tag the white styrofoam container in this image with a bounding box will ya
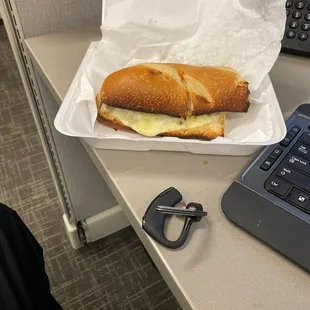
[55,42,286,156]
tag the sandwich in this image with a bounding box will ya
[96,63,250,140]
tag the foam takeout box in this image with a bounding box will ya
[55,42,286,156]
[55,0,287,156]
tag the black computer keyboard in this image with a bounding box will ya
[282,0,310,56]
[222,104,310,271]
[262,126,310,214]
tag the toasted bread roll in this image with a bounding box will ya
[96,63,249,140]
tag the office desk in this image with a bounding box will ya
[25,26,310,310]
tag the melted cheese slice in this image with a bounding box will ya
[101,104,223,137]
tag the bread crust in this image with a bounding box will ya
[175,65,250,115]
[99,64,188,117]
[98,63,250,117]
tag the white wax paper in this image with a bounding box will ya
[56,0,287,144]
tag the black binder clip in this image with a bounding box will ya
[142,187,207,249]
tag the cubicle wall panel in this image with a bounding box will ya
[35,73,118,221]
[11,0,101,38]
[1,0,72,218]
[3,0,118,225]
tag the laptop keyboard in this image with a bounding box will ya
[263,127,310,214]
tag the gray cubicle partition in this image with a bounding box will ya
[12,0,102,38]
[0,0,126,248]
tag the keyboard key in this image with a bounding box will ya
[284,153,310,175]
[286,30,296,39]
[269,146,283,160]
[260,157,275,171]
[280,134,295,146]
[293,11,302,19]
[305,13,310,21]
[302,23,310,31]
[296,2,305,9]
[286,0,293,8]
[299,32,308,40]
[292,142,310,159]
[275,164,310,192]
[288,188,310,212]
[265,176,292,198]
[289,125,301,136]
[290,21,299,29]
[299,132,310,145]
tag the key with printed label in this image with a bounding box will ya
[269,147,284,160]
[265,176,292,198]
[289,125,301,136]
[292,142,310,160]
[275,164,310,192]
[287,188,310,213]
[283,153,310,175]
[260,158,275,171]
[280,134,295,147]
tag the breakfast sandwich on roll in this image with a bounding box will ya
[96,63,250,140]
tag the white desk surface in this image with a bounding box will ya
[25,26,310,310]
